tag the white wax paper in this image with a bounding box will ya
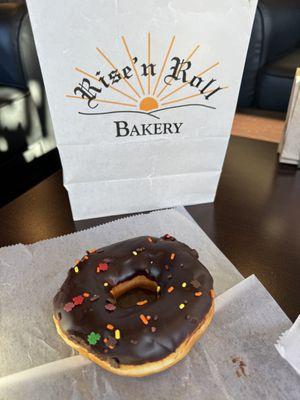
[1,276,299,400]
[0,208,242,378]
[275,315,300,376]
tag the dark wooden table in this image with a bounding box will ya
[0,136,299,321]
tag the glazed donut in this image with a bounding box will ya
[53,235,214,377]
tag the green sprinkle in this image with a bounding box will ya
[87,332,101,345]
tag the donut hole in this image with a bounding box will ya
[110,275,158,309]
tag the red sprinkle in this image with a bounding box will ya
[97,263,109,272]
[63,302,75,312]
[73,295,84,305]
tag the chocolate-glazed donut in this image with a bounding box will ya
[53,235,214,377]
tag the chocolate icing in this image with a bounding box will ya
[53,235,213,366]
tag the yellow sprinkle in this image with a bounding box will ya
[103,282,109,287]
[74,266,79,273]
[156,286,161,293]
[132,251,138,256]
[179,303,185,310]
[115,329,121,340]
[182,282,187,288]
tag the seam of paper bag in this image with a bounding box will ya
[56,135,230,147]
[63,169,222,186]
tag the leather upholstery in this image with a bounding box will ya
[238,0,300,111]
[0,2,55,171]
[257,48,300,111]
[0,3,27,88]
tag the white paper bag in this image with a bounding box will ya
[26,0,258,219]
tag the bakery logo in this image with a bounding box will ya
[66,34,228,137]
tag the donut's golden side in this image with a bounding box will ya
[53,299,214,377]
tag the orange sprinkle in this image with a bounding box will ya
[75,259,80,265]
[147,237,153,243]
[83,292,90,298]
[106,324,114,330]
[88,248,96,254]
[170,253,176,260]
[137,300,148,306]
[103,338,108,344]
[140,314,149,325]
[168,286,174,293]
[146,315,151,321]
[195,291,202,297]
[83,256,89,260]
[210,289,215,298]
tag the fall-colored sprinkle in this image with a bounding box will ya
[83,256,89,260]
[179,303,185,310]
[87,332,100,345]
[105,303,116,311]
[170,253,176,260]
[137,300,148,306]
[140,314,149,325]
[210,289,215,298]
[182,282,187,288]
[156,286,161,293]
[115,329,121,340]
[168,286,174,293]
[75,259,80,265]
[73,295,84,305]
[195,291,202,297]
[132,251,138,256]
[74,266,79,273]
[147,237,153,242]
[146,315,151,321]
[83,292,90,298]
[63,302,75,312]
[88,248,96,254]
[103,282,109,287]
[103,338,108,344]
[107,324,114,330]
[97,262,109,272]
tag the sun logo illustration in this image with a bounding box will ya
[66,33,228,118]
